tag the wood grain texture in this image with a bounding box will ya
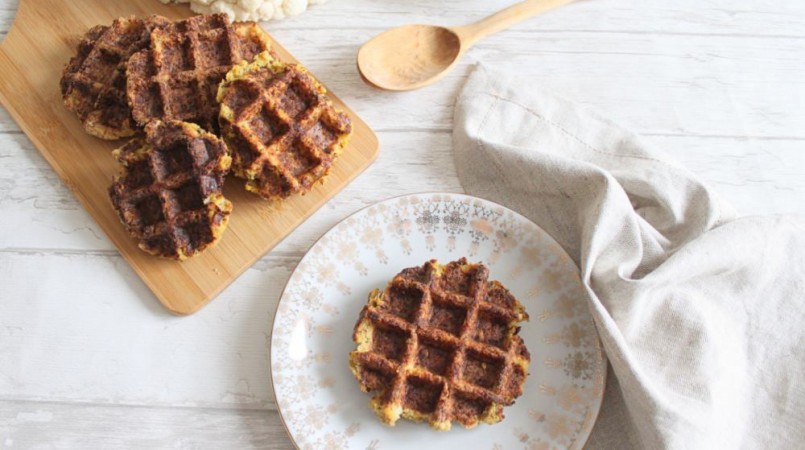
[0,0,378,315]
[0,400,288,449]
[2,0,805,448]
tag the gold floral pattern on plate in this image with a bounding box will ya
[271,193,606,449]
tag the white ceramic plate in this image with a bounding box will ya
[271,193,606,449]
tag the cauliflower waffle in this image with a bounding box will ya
[217,51,352,201]
[160,0,329,22]
[59,12,350,258]
[126,13,276,133]
[108,120,233,260]
[350,258,531,431]
[60,15,170,139]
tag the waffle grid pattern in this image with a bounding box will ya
[127,14,273,133]
[109,120,232,260]
[218,54,352,200]
[350,259,530,430]
[60,16,169,139]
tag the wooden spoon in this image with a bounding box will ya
[357,0,576,91]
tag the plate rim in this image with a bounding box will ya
[269,191,607,450]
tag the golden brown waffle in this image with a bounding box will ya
[126,13,276,133]
[60,15,170,140]
[350,258,531,431]
[217,52,352,201]
[108,120,232,260]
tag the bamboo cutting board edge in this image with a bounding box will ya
[0,0,380,315]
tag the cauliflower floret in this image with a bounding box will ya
[189,3,213,14]
[160,0,328,21]
[256,3,276,20]
[241,0,262,12]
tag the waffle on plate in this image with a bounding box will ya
[108,120,232,260]
[350,258,531,430]
[217,51,352,201]
[126,13,276,133]
[60,15,170,139]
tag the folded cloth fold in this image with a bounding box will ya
[453,64,804,449]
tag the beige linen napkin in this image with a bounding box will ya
[453,64,804,449]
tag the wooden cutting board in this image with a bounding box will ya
[0,0,379,314]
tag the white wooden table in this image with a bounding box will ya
[2,0,804,447]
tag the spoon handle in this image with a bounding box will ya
[454,0,576,46]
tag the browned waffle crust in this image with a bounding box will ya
[108,120,232,260]
[217,52,352,201]
[60,15,170,140]
[350,258,531,431]
[126,13,276,133]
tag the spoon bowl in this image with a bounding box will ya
[357,0,575,91]
[357,25,463,91]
